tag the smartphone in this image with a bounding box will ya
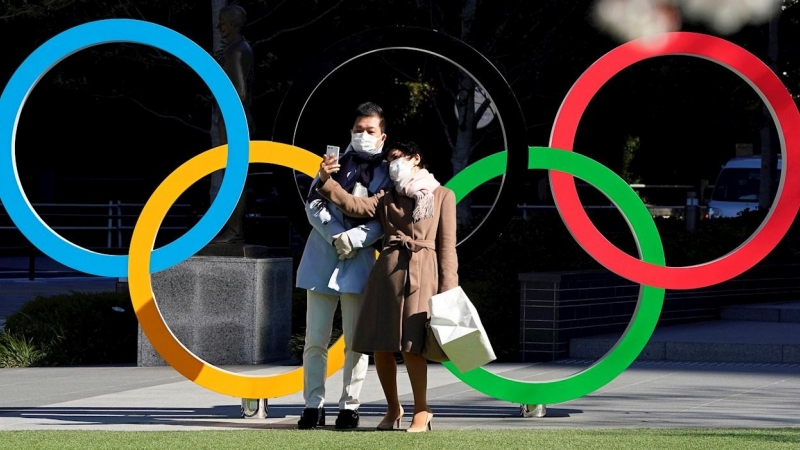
[326,145,340,161]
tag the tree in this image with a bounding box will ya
[759,12,779,212]
[452,0,480,229]
[419,0,597,228]
[0,0,350,205]
[0,0,348,142]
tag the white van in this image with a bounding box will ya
[707,155,782,219]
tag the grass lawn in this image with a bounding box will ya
[1,428,799,449]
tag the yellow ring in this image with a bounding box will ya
[128,140,345,398]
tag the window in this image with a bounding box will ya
[711,168,780,202]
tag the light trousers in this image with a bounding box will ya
[303,290,369,410]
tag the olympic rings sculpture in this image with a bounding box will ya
[2,18,798,406]
[271,26,529,266]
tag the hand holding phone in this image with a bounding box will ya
[319,145,341,182]
[326,145,340,161]
[325,145,340,173]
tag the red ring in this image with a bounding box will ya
[550,32,800,289]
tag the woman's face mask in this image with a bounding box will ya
[351,132,382,154]
[389,157,415,182]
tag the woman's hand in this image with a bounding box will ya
[318,153,341,183]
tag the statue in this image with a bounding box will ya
[204,4,256,254]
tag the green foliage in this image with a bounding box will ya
[4,291,138,366]
[394,68,435,125]
[621,135,647,205]
[0,331,46,368]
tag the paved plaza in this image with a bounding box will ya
[1,267,799,431]
[1,360,799,430]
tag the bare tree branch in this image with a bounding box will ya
[90,44,189,70]
[526,119,554,133]
[455,72,476,130]
[469,131,490,154]
[461,0,477,41]
[46,0,78,13]
[254,87,278,100]
[525,2,583,63]
[430,91,455,151]
[0,10,30,20]
[484,0,517,55]
[376,53,419,81]
[130,1,147,20]
[128,98,209,134]
[251,0,345,48]
[95,94,209,135]
[429,0,444,30]
[246,0,289,28]
[473,96,492,130]
[115,1,134,19]
[436,66,458,102]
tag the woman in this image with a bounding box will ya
[315,140,458,433]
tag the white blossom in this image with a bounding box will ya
[594,0,782,42]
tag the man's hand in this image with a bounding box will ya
[318,154,341,183]
[338,249,357,260]
[333,232,356,260]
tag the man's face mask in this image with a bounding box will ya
[351,132,382,154]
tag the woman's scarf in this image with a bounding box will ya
[395,168,440,222]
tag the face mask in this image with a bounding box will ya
[351,132,381,154]
[389,157,415,182]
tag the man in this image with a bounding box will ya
[295,102,392,429]
[209,4,255,246]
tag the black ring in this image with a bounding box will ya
[271,25,527,266]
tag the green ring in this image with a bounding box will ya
[443,146,666,405]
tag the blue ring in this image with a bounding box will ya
[0,19,249,277]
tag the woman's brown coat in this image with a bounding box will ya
[317,177,459,354]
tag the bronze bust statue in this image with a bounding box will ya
[207,4,255,249]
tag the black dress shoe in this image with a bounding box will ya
[334,409,359,429]
[297,407,325,429]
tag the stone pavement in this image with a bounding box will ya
[0,360,799,430]
[2,271,800,430]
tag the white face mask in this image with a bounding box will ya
[389,157,415,182]
[351,132,382,154]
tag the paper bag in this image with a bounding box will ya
[428,286,496,373]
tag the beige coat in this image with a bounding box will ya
[317,177,459,354]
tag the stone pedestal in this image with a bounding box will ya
[137,255,293,367]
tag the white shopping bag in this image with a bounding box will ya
[428,286,496,373]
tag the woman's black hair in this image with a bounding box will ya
[383,140,427,169]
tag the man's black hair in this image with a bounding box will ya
[354,102,386,134]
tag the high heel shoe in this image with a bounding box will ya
[376,406,404,431]
[406,411,433,433]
